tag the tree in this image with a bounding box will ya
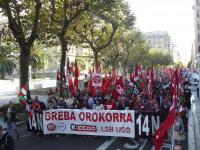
[74,0,135,71]
[0,45,16,79]
[75,54,91,72]
[119,30,149,75]
[100,29,149,75]
[0,0,42,88]
[30,42,50,78]
[147,48,173,67]
[45,0,91,96]
[174,61,184,68]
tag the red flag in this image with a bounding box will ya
[105,76,111,94]
[129,73,133,81]
[87,77,92,93]
[111,67,117,80]
[147,67,154,100]
[67,75,76,96]
[112,77,125,99]
[87,71,95,97]
[134,64,139,77]
[74,61,79,90]
[66,57,72,74]
[152,109,176,150]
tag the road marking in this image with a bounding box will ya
[96,137,117,150]
[124,138,148,149]
[124,138,139,149]
[13,134,31,139]
[139,139,147,150]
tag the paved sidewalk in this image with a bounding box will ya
[0,117,5,128]
[0,79,55,106]
[188,87,200,150]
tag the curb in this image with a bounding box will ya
[17,121,26,126]
[188,111,196,150]
[193,109,200,150]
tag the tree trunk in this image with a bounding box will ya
[59,35,67,97]
[0,72,5,79]
[19,48,31,89]
[123,65,126,77]
[94,52,98,72]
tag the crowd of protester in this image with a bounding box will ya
[1,69,192,150]
[26,74,191,141]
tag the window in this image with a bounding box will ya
[198,24,200,29]
[197,12,200,18]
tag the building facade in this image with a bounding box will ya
[45,46,92,74]
[144,31,173,55]
[193,0,200,67]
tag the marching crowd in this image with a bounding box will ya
[0,70,191,150]
[42,76,191,126]
[31,74,191,146]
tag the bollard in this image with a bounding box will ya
[197,87,199,98]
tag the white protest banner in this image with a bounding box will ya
[43,109,135,138]
[92,73,102,87]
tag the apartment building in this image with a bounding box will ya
[144,31,173,55]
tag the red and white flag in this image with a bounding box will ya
[18,83,29,104]
[112,77,125,99]
[67,75,76,96]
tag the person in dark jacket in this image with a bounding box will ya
[117,97,130,110]
[0,125,14,150]
[183,86,191,109]
[160,97,170,122]
[5,101,19,138]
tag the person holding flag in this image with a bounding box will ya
[18,82,40,134]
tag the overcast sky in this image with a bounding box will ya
[127,0,194,63]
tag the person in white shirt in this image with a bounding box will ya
[65,93,74,108]
[94,99,104,110]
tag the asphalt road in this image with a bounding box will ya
[12,124,173,150]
